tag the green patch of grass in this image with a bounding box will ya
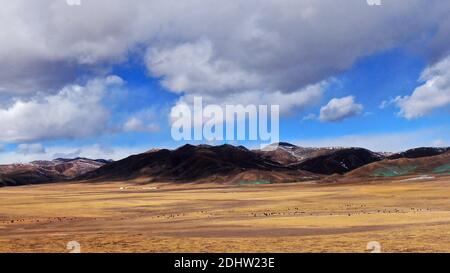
[239,180,272,185]
[433,164,450,174]
[372,165,417,177]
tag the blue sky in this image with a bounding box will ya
[0,0,449,163]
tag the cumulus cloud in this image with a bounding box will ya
[1,0,450,97]
[319,96,363,122]
[147,39,329,114]
[0,76,123,142]
[0,1,142,93]
[394,55,450,119]
[146,40,261,95]
[175,81,327,113]
[140,0,450,114]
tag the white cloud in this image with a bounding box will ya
[394,55,450,119]
[149,40,328,116]
[123,117,160,133]
[379,99,392,109]
[180,81,326,113]
[168,81,327,136]
[167,80,327,136]
[302,113,317,121]
[0,1,144,93]
[121,108,161,133]
[0,76,123,142]
[227,82,326,114]
[319,96,363,122]
[146,40,262,95]
[139,1,450,115]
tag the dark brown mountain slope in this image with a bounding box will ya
[293,148,384,175]
[388,147,450,160]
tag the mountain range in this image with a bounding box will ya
[1,143,449,187]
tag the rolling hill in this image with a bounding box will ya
[347,151,450,179]
[0,158,110,187]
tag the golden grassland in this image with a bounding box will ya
[1,175,450,253]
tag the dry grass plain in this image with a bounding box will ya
[1,175,450,253]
